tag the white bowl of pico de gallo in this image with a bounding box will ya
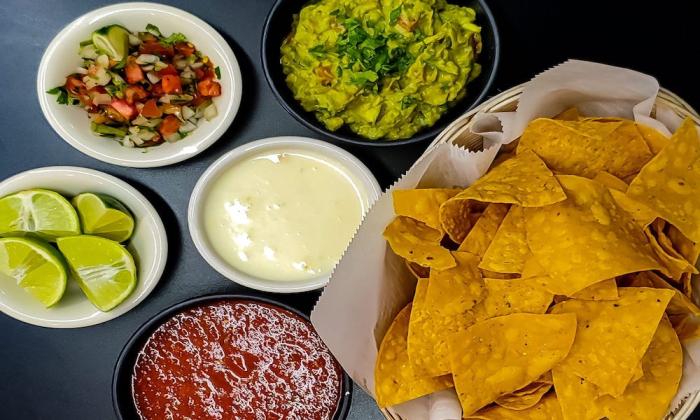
[37,2,242,168]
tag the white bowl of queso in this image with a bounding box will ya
[188,137,381,292]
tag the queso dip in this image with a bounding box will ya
[203,148,369,282]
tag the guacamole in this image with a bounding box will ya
[280,0,482,140]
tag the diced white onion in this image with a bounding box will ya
[131,135,145,146]
[128,126,140,135]
[92,93,112,105]
[135,54,159,64]
[132,115,149,126]
[110,72,125,85]
[96,54,109,68]
[128,34,141,46]
[181,106,195,120]
[146,71,161,84]
[153,61,168,71]
[158,94,171,104]
[179,121,196,133]
[122,136,135,147]
[75,67,88,75]
[138,130,156,141]
[190,62,204,69]
[79,45,98,60]
[140,64,154,72]
[164,133,182,143]
[203,103,218,121]
[175,59,188,70]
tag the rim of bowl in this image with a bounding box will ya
[0,166,168,328]
[112,293,353,420]
[261,0,500,147]
[188,136,382,293]
[36,2,243,168]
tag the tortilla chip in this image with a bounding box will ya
[481,270,520,279]
[448,313,577,415]
[407,279,470,376]
[637,122,670,155]
[524,175,663,295]
[517,118,653,179]
[438,197,474,243]
[550,287,674,397]
[609,188,658,228]
[473,277,554,321]
[627,118,700,242]
[393,188,462,231]
[553,316,682,420]
[383,216,456,270]
[521,255,547,278]
[480,206,530,274]
[592,170,628,192]
[405,260,430,279]
[646,219,697,281]
[494,382,553,411]
[458,203,510,257]
[570,279,619,300]
[426,251,484,317]
[667,224,700,266]
[466,393,564,420]
[375,304,453,408]
[629,361,644,384]
[553,107,581,121]
[627,271,700,317]
[669,313,700,343]
[441,149,566,209]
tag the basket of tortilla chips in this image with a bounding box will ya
[310,60,700,420]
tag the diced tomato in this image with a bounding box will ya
[150,82,165,98]
[194,68,205,80]
[197,78,221,97]
[125,61,144,84]
[190,93,207,107]
[161,75,182,94]
[175,42,195,57]
[125,85,149,105]
[139,41,174,57]
[156,64,178,77]
[158,115,181,137]
[205,64,217,79]
[65,76,86,95]
[110,99,137,120]
[141,99,162,118]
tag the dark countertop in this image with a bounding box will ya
[0,1,696,419]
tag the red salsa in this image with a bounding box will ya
[132,300,343,419]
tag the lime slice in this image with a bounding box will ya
[0,189,81,240]
[72,193,135,242]
[57,235,137,312]
[92,25,130,62]
[0,237,67,307]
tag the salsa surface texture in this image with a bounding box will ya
[132,299,342,419]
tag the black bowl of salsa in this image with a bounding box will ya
[112,294,352,420]
[261,0,500,147]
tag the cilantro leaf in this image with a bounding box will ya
[145,23,162,37]
[46,86,68,105]
[401,96,417,109]
[350,70,378,86]
[308,44,326,58]
[160,32,187,46]
[215,66,221,79]
[390,6,402,25]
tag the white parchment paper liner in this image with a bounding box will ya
[311,60,700,419]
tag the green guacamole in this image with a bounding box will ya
[280,0,482,140]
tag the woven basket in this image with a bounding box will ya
[381,85,700,420]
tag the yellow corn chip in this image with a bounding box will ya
[645,219,697,281]
[570,279,619,300]
[408,279,470,376]
[667,224,700,267]
[521,255,547,278]
[525,175,663,295]
[466,393,563,420]
[637,122,670,155]
[609,188,658,228]
[553,107,581,121]
[669,313,700,343]
[458,203,510,257]
[592,170,628,192]
[517,118,653,179]
[448,313,577,415]
[479,206,530,274]
[627,271,700,317]
[553,316,682,420]
[438,197,474,243]
[473,277,554,321]
[426,251,484,317]
[494,382,553,411]
[480,270,520,279]
[393,188,462,231]
[375,304,453,408]
[447,150,566,208]
[383,216,456,270]
[627,118,700,242]
[550,287,674,397]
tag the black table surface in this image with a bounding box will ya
[0,1,697,419]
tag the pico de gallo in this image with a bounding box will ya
[47,24,222,147]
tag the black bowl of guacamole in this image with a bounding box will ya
[262,0,499,146]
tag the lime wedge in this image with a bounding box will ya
[0,189,81,240]
[92,25,130,62]
[72,193,135,242]
[57,235,137,312]
[0,237,67,307]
